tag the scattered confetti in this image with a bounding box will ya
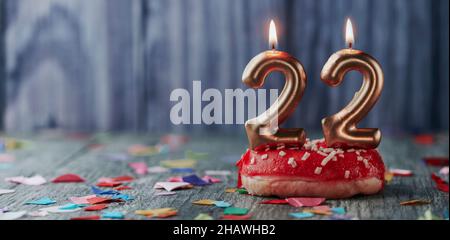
[418,209,442,220]
[440,167,449,175]
[115,186,133,191]
[205,170,231,176]
[329,214,355,220]
[40,205,82,213]
[286,197,326,207]
[236,188,248,194]
[154,182,193,192]
[127,144,158,156]
[135,208,177,218]
[400,199,431,206]
[161,159,197,168]
[160,134,189,150]
[25,197,56,205]
[128,162,148,175]
[182,175,210,186]
[312,205,331,212]
[225,188,237,193]
[28,211,49,217]
[91,186,121,195]
[214,201,232,208]
[304,209,332,215]
[389,168,413,177]
[171,168,195,174]
[111,194,134,201]
[0,211,27,220]
[221,214,252,220]
[84,204,108,211]
[69,195,97,204]
[431,173,449,192]
[384,171,394,183]
[147,166,169,173]
[87,197,115,205]
[71,215,101,220]
[202,176,222,183]
[0,189,15,196]
[331,207,346,215]
[423,157,449,166]
[185,150,209,160]
[0,163,13,170]
[52,174,85,183]
[192,199,215,205]
[259,199,288,205]
[414,134,434,145]
[59,203,86,210]
[5,175,47,185]
[96,181,122,187]
[154,191,177,196]
[110,175,134,182]
[289,212,315,219]
[194,213,213,220]
[101,211,124,219]
[223,207,249,215]
[0,153,15,162]
[167,176,183,182]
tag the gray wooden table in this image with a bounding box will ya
[0,131,448,220]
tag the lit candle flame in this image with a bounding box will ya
[269,20,278,50]
[346,18,354,49]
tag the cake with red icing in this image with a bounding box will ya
[236,138,385,199]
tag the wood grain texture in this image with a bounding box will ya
[1,0,448,133]
[0,132,448,220]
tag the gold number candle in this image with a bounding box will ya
[242,20,307,150]
[321,19,384,149]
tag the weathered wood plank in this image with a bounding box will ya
[1,132,448,220]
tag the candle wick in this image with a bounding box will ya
[348,42,353,49]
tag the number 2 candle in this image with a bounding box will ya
[321,19,384,149]
[242,20,307,150]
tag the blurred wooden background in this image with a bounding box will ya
[0,0,448,134]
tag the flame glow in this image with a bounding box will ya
[346,18,354,48]
[269,20,278,50]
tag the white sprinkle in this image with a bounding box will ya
[301,152,310,161]
[289,147,299,150]
[304,144,311,150]
[314,167,322,175]
[321,151,337,166]
[344,170,350,179]
[356,151,361,156]
[265,147,270,152]
[336,149,345,154]
[317,151,328,157]
[322,148,334,153]
[261,154,268,160]
[357,156,363,161]
[338,154,344,158]
[347,149,355,152]
[361,150,367,152]
[250,157,255,164]
[277,145,285,150]
[279,151,286,157]
[288,157,297,168]
[363,159,370,168]
[332,156,338,161]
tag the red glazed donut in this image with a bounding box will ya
[236,138,385,199]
